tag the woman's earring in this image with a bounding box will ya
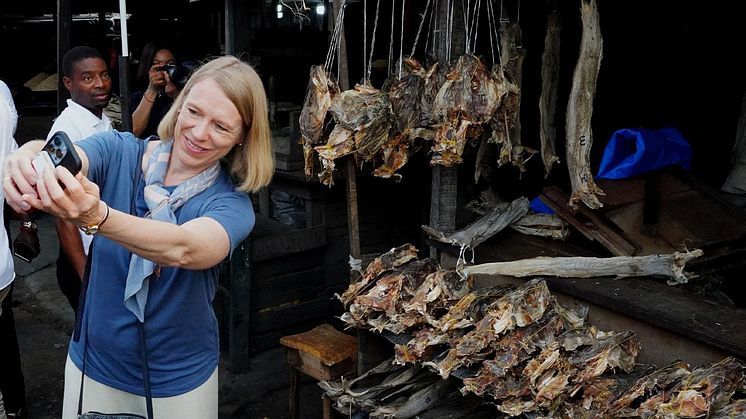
[237,142,244,147]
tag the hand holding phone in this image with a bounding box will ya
[32,131,82,176]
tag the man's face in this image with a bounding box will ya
[63,57,112,114]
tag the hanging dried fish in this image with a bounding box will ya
[539,10,562,177]
[500,18,533,168]
[488,66,522,166]
[431,55,505,166]
[388,57,429,132]
[566,0,605,209]
[315,124,355,186]
[299,66,340,178]
[372,57,435,180]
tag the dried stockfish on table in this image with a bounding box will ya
[422,197,530,251]
[462,249,704,285]
[566,0,605,209]
[320,358,455,418]
[336,246,745,418]
[337,244,418,307]
[539,10,562,177]
[608,357,744,418]
[467,189,570,240]
[299,66,340,178]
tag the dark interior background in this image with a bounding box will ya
[1,0,744,191]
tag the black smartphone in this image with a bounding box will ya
[32,131,82,175]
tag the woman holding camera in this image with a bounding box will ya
[131,41,181,138]
[3,56,274,418]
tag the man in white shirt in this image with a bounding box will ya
[0,77,19,419]
[47,46,112,312]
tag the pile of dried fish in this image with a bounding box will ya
[319,360,455,418]
[337,245,744,417]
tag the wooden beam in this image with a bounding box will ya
[56,0,71,115]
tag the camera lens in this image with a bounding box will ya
[55,149,63,159]
[53,138,61,146]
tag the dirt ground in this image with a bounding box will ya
[8,214,322,419]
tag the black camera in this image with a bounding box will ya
[155,64,191,90]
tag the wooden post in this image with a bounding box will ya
[227,237,252,372]
[428,1,464,261]
[56,0,71,116]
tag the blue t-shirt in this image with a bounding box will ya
[68,130,254,397]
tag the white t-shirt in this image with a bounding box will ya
[0,80,17,135]
[48,99,113,254]
[0,93,18,292]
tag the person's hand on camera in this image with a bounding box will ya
[148,63,168,91]
[22,165,102,229]
[3,142,42,213]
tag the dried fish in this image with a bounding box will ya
[462,249,704,285]
[609,360,691,413]
[387,57,428,132]
[466,190,569,240]
[315,124,355,186]
[565,0,605,209]
[422,197,530,250]
[299,66,340,178]
[539,10,562,177]
[430,279,552,378]
[431,54,505,166]
[495,17,536,172]
[656,357,744,417]
[433,54,504,125]
[337,244,418,307]
[369,377,456,418]
[568,330,640,393]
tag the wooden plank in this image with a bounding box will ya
[279,323,357,366]
[251,321,338,353]
[252,267,326,309]
[251,297,330,335]
[286,349,356,381]
[541,186,639,256]
[253,247,326,278]
[253,225,327,262]
[541,276,746,360]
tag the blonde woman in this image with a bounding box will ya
[3,56,274,418]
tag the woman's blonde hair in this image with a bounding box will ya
[158,55,274,193]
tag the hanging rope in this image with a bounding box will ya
[471,0,481,54]
[324,0,347,72]
[448,0,455,62]
[366,0,382,82]
[462,0,469,53]
[399,0,405,78]
[486,0,496,65]
[389,0,396,75]
[409,0,431,58]
[363,0,368,79]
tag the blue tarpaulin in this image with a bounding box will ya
[597,127,692,180]
[530,197,555,214]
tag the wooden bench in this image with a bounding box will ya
[279,324,357,419]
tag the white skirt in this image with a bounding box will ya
[62,354,218,419]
